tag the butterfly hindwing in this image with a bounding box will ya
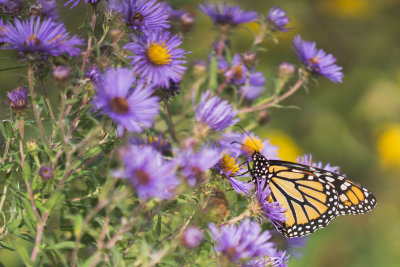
[328,175,377,216]
[251,151,376,238]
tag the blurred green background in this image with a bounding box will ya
[1,0,400,266]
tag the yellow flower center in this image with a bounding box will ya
[242,136,263,155]
[220,154,240,176]
[27,34,40,46]
[308,56,321,71]
[232,65,244,80]
[146,43,171,65]
[10,99,26,108]
[148,136,158,144]
[129,11,144,26]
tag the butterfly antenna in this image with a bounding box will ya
[230,141,257,153]
[234,124,261,152]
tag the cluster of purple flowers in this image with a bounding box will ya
[1,16,83,58]
[209,219,288,265]
[0,1,349,266]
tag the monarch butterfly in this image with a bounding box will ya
[249,150,377,238]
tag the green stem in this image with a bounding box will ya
[28,65,47,143]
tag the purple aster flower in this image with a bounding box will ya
[37,0,60,20]
[218,54,265,101]
[267,6,291,32]
[0,18,7,44]
[85,66,101,83]
[224,54,248,85]
[3,17,83,57]
[242,257,269,267]
[91,67,160,136]
[215,154,241,177]
[0,0,22,15]
[270,250,289,267]
[270,229,308,259]
[195,90,239,132]
[255,178,287,229]
[229,177,254,196]
[7,87,28,111]
[199,2,258,27]
[220,131,279,160]
[64,0,99,8]
[293,35,343,83]
[208,219,276,263]
[39,166,54,180]
[129,133,172,156]
[286,236,308,258]
[109,0,169,32]
[178,146,220,186]
[240,72,266,101]
[124,30,187,88]
[182,226,203,248]
[297,153,343,175]
[214,153,253,195]
[113,145,179,200]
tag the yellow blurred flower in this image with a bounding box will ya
[242,21,259,33]
[262,130,301,161]
[377,123,400,169]
[318,0,374,19]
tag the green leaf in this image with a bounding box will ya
[0,241,15,251]
[73,215,83,238]
[7,214,22,232]
[12,239,33,266]
[0,65,26,72]
[110,247,125,267]
[81,253,99,267]
[155,215,161,239]
[47,241,81,250]
[22,161,31,181]
[45,191,63,211]
[20,198,37,231]
[208,55,218,91]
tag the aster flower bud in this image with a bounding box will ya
[39,166,54,180]
[206,188,230,223]
[26,139,39,153]
[179,12,195,32]
[52,66,71,83]
[279,62,295,81]
[192,60,207,77]
[257,110,271,125]
[241,52,257,69]
[7,87,28,113]
[182,226,203,248]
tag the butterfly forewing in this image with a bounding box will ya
[251,151,377,238]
